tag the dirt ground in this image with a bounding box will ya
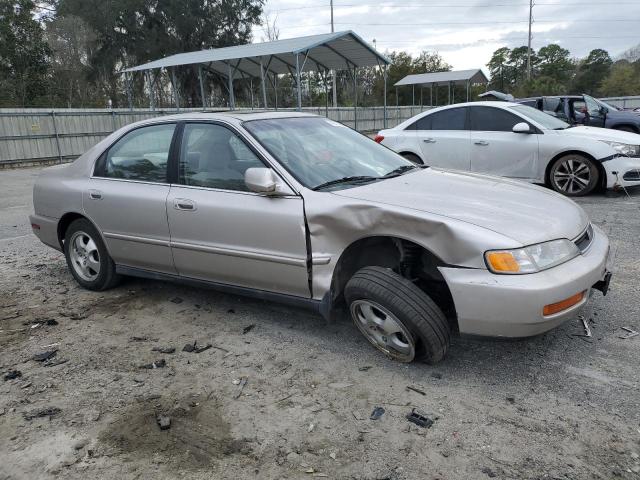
[1,167,639,480]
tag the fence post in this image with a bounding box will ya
[111,110,117,132]
[51,111,62,164]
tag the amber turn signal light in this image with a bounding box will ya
[543,291,586,316]
[486,251,520,273]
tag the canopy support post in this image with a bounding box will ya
[430,84,433,106]
[197,65,206,109]
[126,72,133,110]
[260,58,268,109]
[448,81,451,105]
[383,64,388,128]
[295,53,302,111]
[466,80,470,102]
[170,68,180,111]
[353,65,357,130]
[227,62,235,110]
[412,84,415,106]
[250,77,254,109]
[274,73,278,110]
[146,71,155,110]
[324,69,329,117]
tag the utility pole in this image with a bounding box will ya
[526,0,533,80]
[331,0,337,107]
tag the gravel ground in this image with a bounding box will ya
[1,166,639,480]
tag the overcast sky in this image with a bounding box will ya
[255,0,640,72]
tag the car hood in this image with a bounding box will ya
[333,168,589,245]
[561,126,640,144]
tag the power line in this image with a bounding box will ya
[266,1,640,11]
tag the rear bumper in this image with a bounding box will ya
[29,214,61,251]
[439,225,611,337]
[603,156,640,189]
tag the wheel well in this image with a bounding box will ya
[399,151,424,164]
[330,236,457,328]
[544,150,606,190]
[57,212,86,248]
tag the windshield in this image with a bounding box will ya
[244,117,415,190]
[509,104,571,130]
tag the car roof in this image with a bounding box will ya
[518,95,584,101]
[131,110,319,127]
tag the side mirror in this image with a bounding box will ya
[512,122,531,134]
[245,168,278,194]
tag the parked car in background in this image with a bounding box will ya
[30,112,612,364]
[480,91,640,133]
[376,101,640,196]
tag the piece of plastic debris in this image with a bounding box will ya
[194,344,212,353]
[581,317,592,337]
[406,408,435,428]
[619,327,639,339]
[44,359,68,367]
[329,451,337,460]
[23,407,61,420]
[3,370,21,381]
[406,385,426,395]
[242,324,255,334]
[170,297,183,304]
[183,342,195,352]
[370,407,385,420]
[308,423,315,433]
[139,359,166,369]
[482,466,497,478]
[234,376,248,398]
[157,415,171,430]
[32,350,57,362]
[358,366,372,371]
[506,396,516,404]
[152,346,176,354]
[130,336,149,342]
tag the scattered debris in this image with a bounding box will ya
[45,319,59,326]
[32,350,57,362]
[329,451,337,460]
[506,396,516,404]
[182,341,211,353]
[130,336,149,342]
[157,415,171,430]
[170,297,183,304]
[21,382,32,389]
[242,324,255,335]
[481,466,497,478]
[581,317,592,337]
[183,342,195,352]
[152,346,176,354]
[227,308,235,314]
[3,370,22,381]
[406,385,426,396]
[234,376,248,398]
[23,407,61,420]
[370,406,385,420]
[358,366,372,371]
[308,422,315,432]
[431,372,443,379]
[138,359,166,369]
[406,408,435,428]
[619,327,639,339]
[44,359,68,368]
[194,344,212,353]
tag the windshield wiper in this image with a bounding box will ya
[381,164,425,178]
[312,176,378,191]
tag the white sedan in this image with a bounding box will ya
[376,101,640,196]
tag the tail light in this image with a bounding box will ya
[374,134,384,144]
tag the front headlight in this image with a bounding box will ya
[485,239,580,274]
[601,141,640,157]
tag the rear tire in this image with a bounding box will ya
[344,266,450,364]
[549,154,599,197]
[401,152,424,165]
[63,218,120,291]
[615,126,636,133]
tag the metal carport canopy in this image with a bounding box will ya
[394,69,488,87]
[123,30,390,77]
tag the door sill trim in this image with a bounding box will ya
[115,265,321,313]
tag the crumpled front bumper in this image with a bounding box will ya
[439,224,611,338]
[603,156,640,189]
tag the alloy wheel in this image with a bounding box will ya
[553,158,591,194]
[350,299,416,362]
[69,231,101,282]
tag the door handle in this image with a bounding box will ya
[474,141,489,146]
[88,189,102,200]
[422,138,436,144]
[174,198,196,211]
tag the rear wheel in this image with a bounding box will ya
[64,219,120,291]
[549,154,599,197]
[344,266,450,364]
[401,152,424,165]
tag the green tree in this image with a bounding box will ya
[571,48,612,95]
[537,44,574,85]
[600,60,640,96]
[487,47,512,91]
[0,0,51,106]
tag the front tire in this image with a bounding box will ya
[344,266,450,364]
[401,152,424,165]
[549,154,599,197]
[64,218,120,291]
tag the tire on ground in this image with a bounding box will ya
[549,153,599,197]
[63,218,120,291]
[401,152,424,165]
[344,266,450,364]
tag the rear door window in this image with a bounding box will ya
[469,106,525,132]
[95,123,176,182]
[428,107,468,130]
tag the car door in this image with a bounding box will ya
[166,122,310,297]
[469,106,539,179]
[84,122,177,274]
[583,95,607,127]
[414,107,470,171]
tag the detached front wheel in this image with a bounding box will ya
[549,154,599,196]
[344,266,450,363]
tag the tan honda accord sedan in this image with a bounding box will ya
[29,112,612,363]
